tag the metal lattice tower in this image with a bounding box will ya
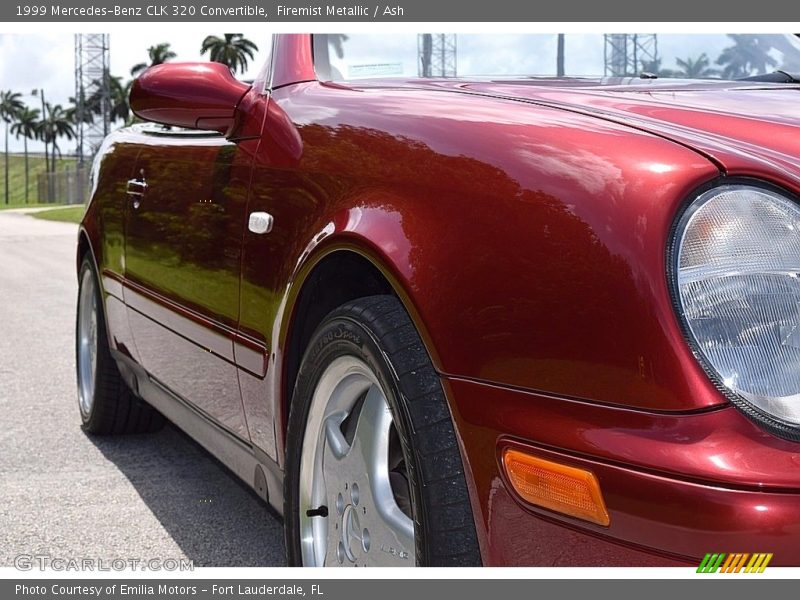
[75,34,111,165]
[418,34,457,77]
[604,34,658,77]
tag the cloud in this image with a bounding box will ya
[0,29,269,153]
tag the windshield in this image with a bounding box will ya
[313,34,800,81]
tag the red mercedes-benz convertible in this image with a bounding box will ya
[76,33,800,567]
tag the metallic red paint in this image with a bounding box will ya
[448,377,800,565]
[80,33,800,566]
[258,79,720,413]
[130,62,251,135]
[272,33,318,88]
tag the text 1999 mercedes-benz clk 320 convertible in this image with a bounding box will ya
[76,33,800,566]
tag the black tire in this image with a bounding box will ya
[285,295,482,566]
[76,256,164,435]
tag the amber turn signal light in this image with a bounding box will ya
[502,448,611,526]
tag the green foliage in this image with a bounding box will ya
[716,34,777,79]
[85,75,132,124]
[131,42,177,77]
[38,103,75,171]
[11,106,40,139]
[0,91,24,124]
[31,205,84,223]
[200,34,259,74]
[675,53,719,79]
[0,154,75,205]
[640,58,676,78]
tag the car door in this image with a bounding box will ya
[123,126,253,439]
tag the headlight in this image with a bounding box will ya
[671,183,800,439]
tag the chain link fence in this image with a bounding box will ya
[37,165,90,205]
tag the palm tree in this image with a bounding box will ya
[31,89,48,175]
[312,34,350,77]
[38,103,75,173]
[200,34,259,74]
[675,53,719,79]
[0,90,24,204]
[328,34,348,60]
[87,75,131,124]
[68,89,95,126]
[108,77,132,123]
[639,58,676,78]
[131,43,176,77]
[768,34,800,73]
[10,106,39,204]
[716,35,777,79]
[109,77,133,123]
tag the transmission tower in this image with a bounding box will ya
[604,34,658,77]
[74,34,111,166]
[418,34,457,77]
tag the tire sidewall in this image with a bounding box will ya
[76,257,104,430]
[285,313,423,567]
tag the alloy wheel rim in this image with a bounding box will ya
[299,356,415,566]
[77,269,98,418]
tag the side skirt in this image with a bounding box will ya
[111,349,284,517]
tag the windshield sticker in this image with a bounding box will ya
[348,63,405,77]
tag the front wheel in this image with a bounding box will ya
[284,295,481,567]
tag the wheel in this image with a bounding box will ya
[285,295,482,567]
[76,256,164,434]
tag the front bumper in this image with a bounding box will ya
[444,376,800,566]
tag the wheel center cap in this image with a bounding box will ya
[341,504,361,562]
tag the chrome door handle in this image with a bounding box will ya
[126,179,147,196]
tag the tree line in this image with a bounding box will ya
[639,35,794,79]
[0,33,258,204]
[0,33,793,205]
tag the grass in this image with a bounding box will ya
[0,202,63,211]
[0,153,77,206]
[31,205,85,224]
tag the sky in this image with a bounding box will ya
[1,32,798,154]
[329,34,797,79]
[0,29,270,153]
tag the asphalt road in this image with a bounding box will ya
[0,210,286,569]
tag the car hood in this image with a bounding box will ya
[373,78,800,189]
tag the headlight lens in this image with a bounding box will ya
[673,184,800,435]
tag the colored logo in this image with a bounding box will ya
[697,553,772,573]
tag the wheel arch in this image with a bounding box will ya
[76,227,93,276]
[278,242,445,439]
[277,234,486,566]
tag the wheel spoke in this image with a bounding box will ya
[89,296,97,375]
[351,384,415,561]
[326,373,371,415]
[299,357,416,567]
[324,412,349,459]
[77,269,98,416]
[352,384,393,466]
[366,486,415,564]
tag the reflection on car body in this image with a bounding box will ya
[76,33,800,566]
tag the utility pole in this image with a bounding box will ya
[418,34,457,77]
[604,34,658,77]
[74,34,111,167]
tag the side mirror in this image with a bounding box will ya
[130,62,251,136]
